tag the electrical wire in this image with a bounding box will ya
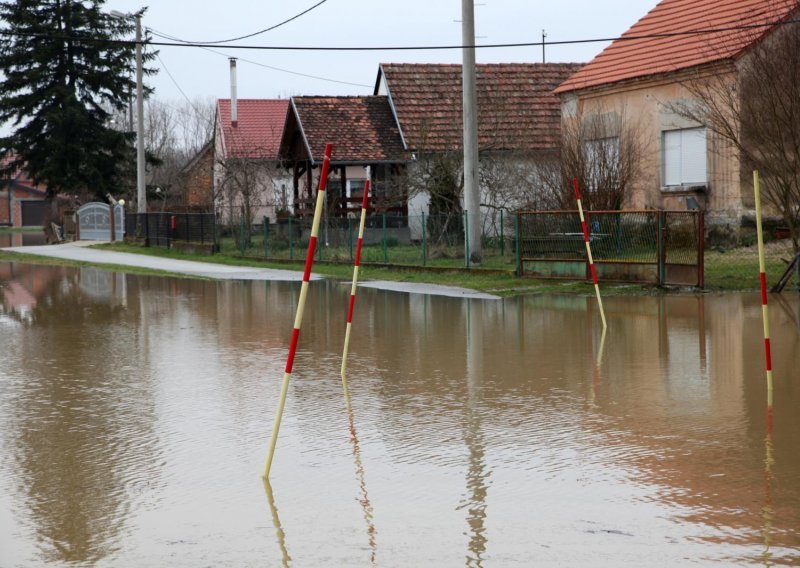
[155,52,205,114]
[1,18,797,51]
[149,0,328,45]
[150,27,371,88]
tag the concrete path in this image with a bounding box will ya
[2,241,499,299]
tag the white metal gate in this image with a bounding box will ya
[77,202,124,241]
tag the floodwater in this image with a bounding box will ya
[0,232,47,248]
[1,262,799,567]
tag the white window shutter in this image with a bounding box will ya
[663,130,681,186]
[680,128,707,184]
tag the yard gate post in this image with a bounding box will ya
[382,213,388,263]
[657,210,666,285]
[698,211,705,289]
[268,215,269,257]
[348,216,353,261]
[239,216,245,255]
[109,203,116,242]
[500,209,505,256]
[422,212,427,267]
[288,216,294,260]
[515,213,521,276]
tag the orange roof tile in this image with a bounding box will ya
[216,99,289,159]
[380,63,582,152]
[556,0,799,93]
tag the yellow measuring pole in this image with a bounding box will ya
[263,144,333,479]
[573,178,607,329]
[341,180,371,385]
[753,170,774,408]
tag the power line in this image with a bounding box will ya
[1,18,798,52]
[155,52,204,114]
[149,27,372,88]
[150,0,329,45]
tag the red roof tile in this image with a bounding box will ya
[379,63,583,152]
[556,0,799,93]
[216,99,289,159]
[282,96,406,164]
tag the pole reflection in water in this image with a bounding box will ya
[761,408,775,567]
[341,378,378,565]
[262,478,291,567]
[462,300,488,567]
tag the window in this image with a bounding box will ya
[348,179,366,199]
[662,128,707,187]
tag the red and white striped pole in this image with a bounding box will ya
[573,178,607,329]
[753,170,774,409]
[263,143,333,479]
[341,179,370,383]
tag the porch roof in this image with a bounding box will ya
[279,96,407,166]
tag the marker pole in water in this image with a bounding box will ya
[263,143,333,479]
[341,179,370,383]
[573,178,607,329]
[753,170,774,408]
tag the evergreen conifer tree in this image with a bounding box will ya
[0,0,151,236]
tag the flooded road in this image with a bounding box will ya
[1,262,799,567]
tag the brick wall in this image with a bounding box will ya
[182,145,214,210]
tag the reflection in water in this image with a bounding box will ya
[762,410,775,567]
[342,380,377,565]
[0,262,158,565]
[1,263,800,566]
[262,478,291,567]
[462,300,488,567]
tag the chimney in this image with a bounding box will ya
[229,58,238,128]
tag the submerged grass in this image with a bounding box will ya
[4,239,795,296]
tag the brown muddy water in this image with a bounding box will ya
[1,262,799,567]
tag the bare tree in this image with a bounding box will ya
[668,13,800,251]
[214,150,279,247]
[539,106,650,211]
[108,97,215,207]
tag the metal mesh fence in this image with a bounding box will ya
[125,213,216,248]
[219,209,518,270]
[516,210,703,286]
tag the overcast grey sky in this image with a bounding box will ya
[100,0,658,103]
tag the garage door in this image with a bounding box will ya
[21,201,45,227]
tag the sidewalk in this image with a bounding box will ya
[2,241,499,300]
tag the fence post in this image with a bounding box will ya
[289,216,294,260]
[500,209,505,257]
[109,203,115,242]
[200,214,205,245]
[268,215,269,257]
[422,212,427,267]
[464,211,470,269]
[515,213,521,276]
[698,211,705,289]
[657,210,665,285]
[382,213,388,263]
[348,216,353,261]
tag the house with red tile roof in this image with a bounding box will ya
[1,154,49,228]
[278,95,407,219]
[555,0,799,221]
[213,98,291,225]
[374,62,582,215]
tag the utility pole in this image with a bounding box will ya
[134,13,146,214]
[461,0,482,263]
